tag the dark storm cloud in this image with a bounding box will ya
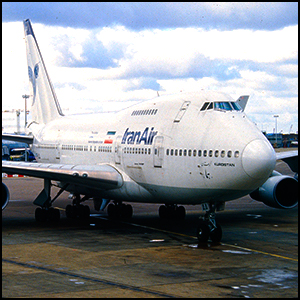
[2,2,298,30]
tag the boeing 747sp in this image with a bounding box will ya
[2,20,298,243]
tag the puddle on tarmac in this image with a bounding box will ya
[222,250,252,255]
[249,269,298,284]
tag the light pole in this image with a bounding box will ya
[22,94,30,128]
[273,115,279,147]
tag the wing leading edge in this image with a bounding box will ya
[2,161,123,190]
[2,134,34,144]
[276,150,298,173]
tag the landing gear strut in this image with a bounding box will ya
[33,179,68,222]
[197,203,222,243]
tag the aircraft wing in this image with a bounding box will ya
[2,161,123,190]
[2,134,34,144]
[276,150,298,173]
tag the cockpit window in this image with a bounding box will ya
[200,101,242,112]
[200,102,210,111]
[230,102,242,111]
[214,102,232,111]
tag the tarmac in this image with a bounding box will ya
[2,154,298,298]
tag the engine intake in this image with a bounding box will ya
[2,182,10,210]
[250,174,298,209]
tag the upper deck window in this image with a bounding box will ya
[200,101,242,112]
[230,102,242,111]
[214,102,242,111]
[214,102,232,111]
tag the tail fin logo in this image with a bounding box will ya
[28,63,39,105]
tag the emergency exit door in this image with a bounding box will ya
[153,136,164,168]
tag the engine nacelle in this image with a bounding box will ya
[2,182,10,210]
[250,173,298,209]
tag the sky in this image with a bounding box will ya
[2,2,298,134]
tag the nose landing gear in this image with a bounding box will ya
[197,203,223,243]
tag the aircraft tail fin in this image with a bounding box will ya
[236,95,249,111]
[23,19,64,126]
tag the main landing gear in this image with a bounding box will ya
[197,203,222,243]
[159,204,186,220]
[107,201,133,219]
[33,179,91,222]
[65,194,90,219]
[33,179,65,222]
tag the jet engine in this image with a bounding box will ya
[250,172,298,209]
[2,182,10,210]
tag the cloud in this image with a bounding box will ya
[2,2,298,30]
[2,4,298,133]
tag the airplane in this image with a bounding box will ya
[2,19,298,243]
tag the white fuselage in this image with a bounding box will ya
[30,91,276,205]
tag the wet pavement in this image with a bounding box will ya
[2,159,298,298]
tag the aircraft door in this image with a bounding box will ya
[114,135,122,164]
[153,136,164,168]
[55,144,60,162]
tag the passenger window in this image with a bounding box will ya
[215,150,219,157]
[234,151,239,158]
[198,150,202,157]
[166,149,169,156]
[179,149,182,156]
[175,149,178,156]
[188,149,192,156]
[170,149,174,156]
[203,150,207,157]
[184,149,187,156]
[228,150,232,158]
[209,150,213,157]
[193,149,197,156]
[221,150,225,158]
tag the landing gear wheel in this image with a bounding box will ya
[35,207,47,222]
[175,206,186,220]
[197,221,210,243]
[107,203,117,219]
[35,207,60,222]
[48,207,60,222]
[66,204,76,218]
[66,204,90,219]
[159,205,186,220]
[159,205,168,219]
[107,203,133,219]
[123,204,133,219]
[209,223,222,243]
[78,205,90,219]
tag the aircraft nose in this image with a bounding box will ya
[242,139,276,180]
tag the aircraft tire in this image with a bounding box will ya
[159,205,168,219]
[197,221,210,243]
[35,207,48,222]
[48,207,60,222]
[175,206,186,220]
[107,203,116,219]
[209,223,222,243]
[123,204,133,219]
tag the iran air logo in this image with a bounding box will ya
[121,127,158,145]
[28,63,39,105]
